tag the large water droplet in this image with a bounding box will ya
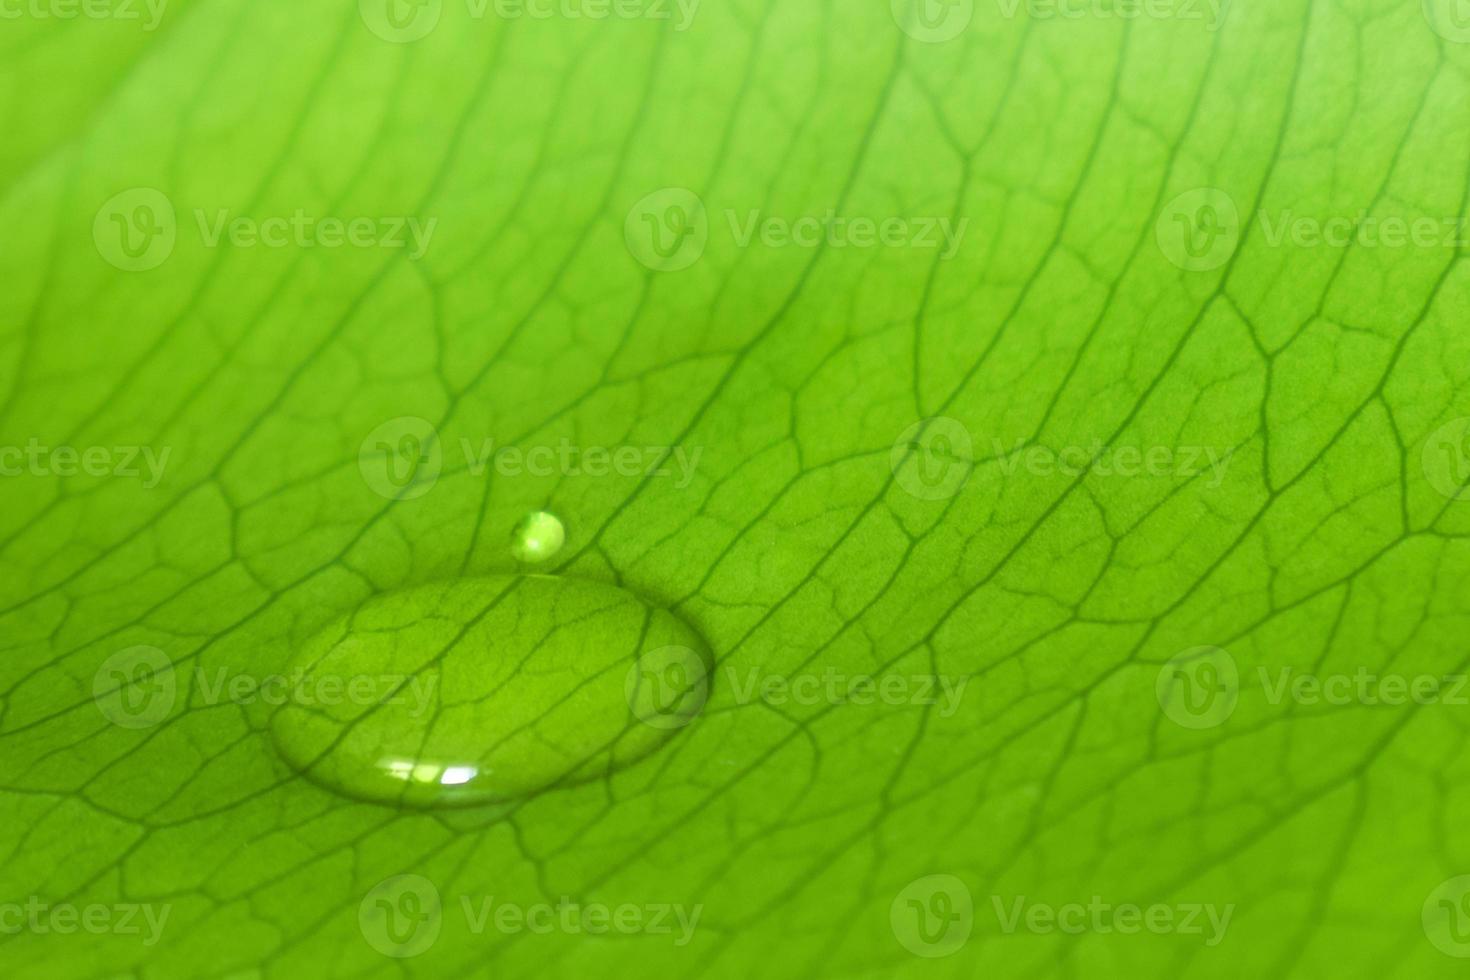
[510,510,565,564]
[269,575,711,808]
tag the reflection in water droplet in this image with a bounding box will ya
[269,575,711,808]
[510,510,566,563]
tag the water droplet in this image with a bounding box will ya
[269,575,711,808]
[510,510,565,563]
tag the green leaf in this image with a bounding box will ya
[3,1,1470,977]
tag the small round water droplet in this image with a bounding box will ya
[269,575,711,808]
[510,510,565,563]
